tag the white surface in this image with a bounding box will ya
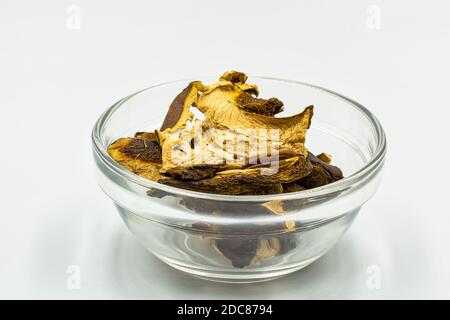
[1,0,449,299]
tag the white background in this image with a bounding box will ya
[1,0,449,299]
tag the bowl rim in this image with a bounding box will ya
[92,76,387,202]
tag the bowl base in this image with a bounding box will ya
[154,253,322,283]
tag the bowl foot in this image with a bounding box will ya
[155,254,322,283]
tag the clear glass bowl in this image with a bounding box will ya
[92,77,386,283]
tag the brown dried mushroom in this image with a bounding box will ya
[107,136,162,181]
[213,235,296,268]
[161,156,312,195]
[296,152,343,189]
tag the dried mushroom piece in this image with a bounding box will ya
[213,235,297,268]
[159,82,198,133]
[282,182,306,193]
[195,74,313,158]
[154,82,202,178]
[252,237,296,263]
[160,156,312,195]
[239,184,284,195]
[153,71,314,186]
[156,83,233,180]
[296,152,343,189]
[221,70,283,116]
[261,200,295,230]
[317,152,332,164]
[214,238,258,268]
[219,70,248,83]
[107,137,163,181]
[189,203,297,268]
[196,217,297,268]
[120,138,162,163]
[158,119,227,180]
[236,93,284,116]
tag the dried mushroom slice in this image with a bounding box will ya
[107,137,163,181]
[155,72,314,186]
[159,119,228,180]
[219,71,281,115]
[317,152,332,164]
[156,81,200,156]
[297,152,343,189]
[119,138,162,163]
[252,238,284,264]
[214,238,259,268]
[219,70,259,95]
[282,182,306,193]
[213,235,297,268]
[261,200,295,230]
[156,84,234,179]
[239,183,284,195]
[236,93,284,116]
[204,206,297,268]
[159,82,198,132]
[159,156,313,195]
[219,70,248,83]
[195,73,313,158]
[161,164,221,181]
[160,176,281,195]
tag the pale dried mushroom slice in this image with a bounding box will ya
[219,71,259,95]
[317,152,332,164]
[156,84,233,179]
[195,77,313,158]
[251,238,282,264]
[156,71,314,184]
[261,200,295,231]
[158,119,228,180]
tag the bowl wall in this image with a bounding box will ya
[117,205,360,282]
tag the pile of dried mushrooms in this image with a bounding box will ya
[108,71,343,195]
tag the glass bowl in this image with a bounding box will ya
[92,76,386,283]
